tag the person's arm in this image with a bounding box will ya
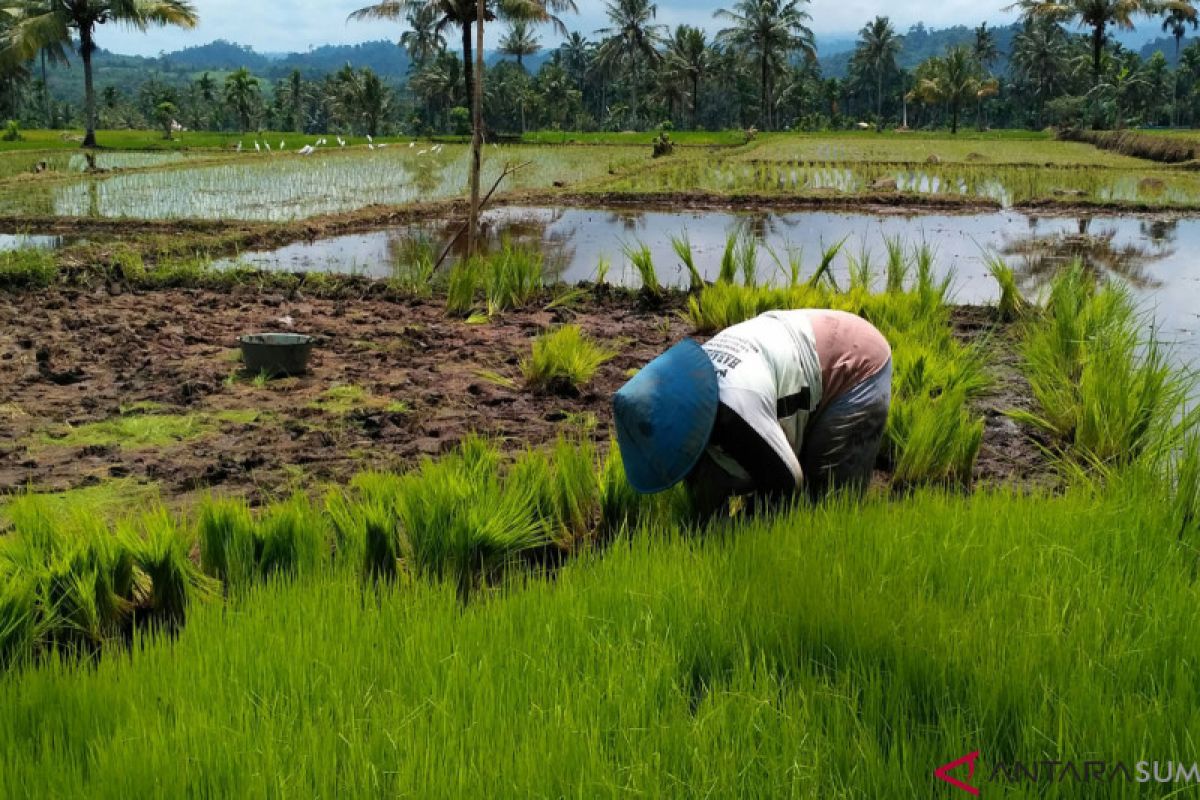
[709,390,802,496]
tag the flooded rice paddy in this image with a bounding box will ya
[221,205,1200,366]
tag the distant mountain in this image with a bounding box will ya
[818,23,1018,79]
[1139,35,1196,65]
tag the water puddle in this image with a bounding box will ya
[0,233,70,251]
[220,205,1200,368]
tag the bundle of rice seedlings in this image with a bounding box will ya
[197,498,257,591]
[624,241,661,299]
[738,234,759,288]
[884,236,909,293]
[0,576,37,671]
[670,231,705,293]
[484,241,543,314]
[445,259,479,317]
[522,325,616,395]
[257,494,327,579]
[983,253,1027,322]
[766,242,803,288]
[511,437,601,551]
[888,388,984,487]
[718,230,739,284]
[124,511,215,628]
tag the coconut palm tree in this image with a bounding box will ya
[500,19,540,69]
[595,0,666,124]
[667,25,710,129]
[349,0,577,120]
[1011,16,1070,124]
[223,67,260,133]
[715,0,815,130]
[910,46,998,134]
[1162,1,1198,122]
[853,16,899,131]
[400,3,447,69]
[0,0,198,147]
[973,22,1000,70]
[1008,0,1175,84]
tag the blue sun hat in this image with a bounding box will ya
[613,339,719,494]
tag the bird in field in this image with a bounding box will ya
[236,141,242,152]
[337,136,346,147]
[417,149,428,156]
[367,134,373,144]
[409,142,415,148]
[265,142,272,152]
[368,143,375,150]
[254,141,261,153]
[378,143,389,148]
[298,145,315,155]
[279,140,285,150]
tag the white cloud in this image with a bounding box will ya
[97,0,1014,57]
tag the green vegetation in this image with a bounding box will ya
[521,325,616,394]
[0,248,55,289]
[309,385,409,415]
[445,242,545,317]
[1009,264,1194,470]
[35,409,259,451]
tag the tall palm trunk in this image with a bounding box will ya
[691,73,700,129]
[1174,34,1182,127]
[759,52,769,129]
[1091,23,1105,83]
[875,70,883,131]
[80,24,97,148]
[461,20,475,120]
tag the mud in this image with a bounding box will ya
[0,287,1050,507]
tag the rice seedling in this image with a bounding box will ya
[808,236,848,290]
[510,437,601,551]
[983,252,1027,322]
[623,241,661,299]
[121,511,214,628]
[256,495,327,579]
[884,236,908,293]
[484,241,543,314]
[389,237,437,298]
[670,231,705,292]
[847,242,875,291]
[718,230,739,284]
[765,241,803,287]
[196,498,258,593]
[887,387,985,487]
[737,232,759,288]
[445,259,478,316]
[522,325,616,395]
[595,255,611,286]
[1010,265,1193,467]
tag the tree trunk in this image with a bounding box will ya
[950,100,959,134]
[876,70,883,131]
[1092,23,1105,83]
[461,21,475,120]
[81,25,97,148]
[1174,34,1182,127]
[467,0,484,257]
[760,53,769,129]
[692,74,700,129]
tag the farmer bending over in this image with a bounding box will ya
[613,310,891,516]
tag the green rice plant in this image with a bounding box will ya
[196,498,258,593]
[1010,266,1192,467]
[912,241,950,308]
[595,255,611,286]
[887,387,984,487]
[0,576,36,671]
[737,233,759,287]
[445,259,478,316]
[1170,433,1200,542]
[765,241,803,287]
[884,236,908,293]
[0,249,56,289]
[847,243,875,292]
[807,236,848,290]
[256,494,327,579]
[323,489,367,567]
[522,325,616,395]
[122,511,214,628]
[390,237,436,298]
[624,241,660,299]
[983,253,1027,322]
[670,231,705,292]
[484,241,543,314]
[362,501,401,584]
[511,437,601,551]
[718,229,739,284]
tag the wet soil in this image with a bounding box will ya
[0,287,1050,507]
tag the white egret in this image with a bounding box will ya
[254,141,261,153]
[265,142,272,152]
[298,145,315,155]
[236,141,242,153]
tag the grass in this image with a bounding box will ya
[309,384,409,415]
[522,325,616,395]
[35,409,258,450]
[0,249,56,289]
[445,242,544,317]
[0,480,160,530]
[623,241,661,298]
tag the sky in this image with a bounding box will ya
[99,0,1016,58]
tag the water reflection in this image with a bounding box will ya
[1001,217,1167,290]
[216,205,1200,368]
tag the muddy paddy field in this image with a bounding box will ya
[0,282,1042,508]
